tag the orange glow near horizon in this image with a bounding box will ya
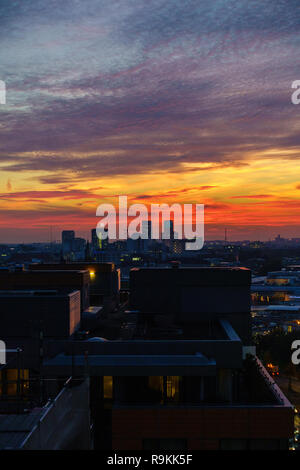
[2,151,300,242]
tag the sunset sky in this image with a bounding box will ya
[1,0,300,242]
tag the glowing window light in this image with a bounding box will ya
[103,376,113,399]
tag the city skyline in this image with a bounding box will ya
[1,1,300,242]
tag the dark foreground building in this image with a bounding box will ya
[0,265,294,450]
[29,262,120,311]
[0,268,90,311]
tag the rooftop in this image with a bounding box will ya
[0,412,43,449]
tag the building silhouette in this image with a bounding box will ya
[0,264,294,449]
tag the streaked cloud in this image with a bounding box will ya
[0,0,300,240]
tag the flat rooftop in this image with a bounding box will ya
[0,289,79,298]
[0,412,43,449]
[131,266,251,284]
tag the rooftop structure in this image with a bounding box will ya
[0,266,294,450]
[0,268,90,311]
[0,290,80,339]
[29,262,120,311]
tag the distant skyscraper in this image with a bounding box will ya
[142,220,152,239]
[162,220,174,240]
[62,230,75,243]
[91,228,109,261]
[141,220,152,252]
[91,228,108,250]
[62,230,75,256]
[91,228,97,248]
[72,237,86,252]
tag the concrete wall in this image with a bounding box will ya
[21,378,90,450]
[0,291,81,338]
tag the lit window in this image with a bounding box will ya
[1,369,29,396]
[166,376,180,400]
[148,376,180,403]
[103,376,113,399]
